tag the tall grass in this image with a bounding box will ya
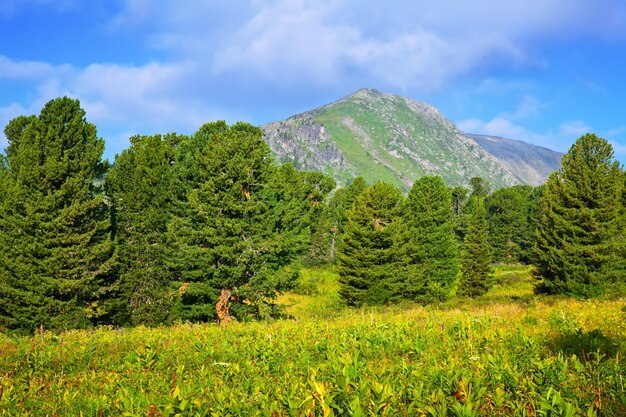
[1,265,625,416]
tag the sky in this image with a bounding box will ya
[1,0,626,162]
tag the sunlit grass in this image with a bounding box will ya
[1,264,625,416]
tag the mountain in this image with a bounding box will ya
[467,134,563,186]
[262,88,562,191]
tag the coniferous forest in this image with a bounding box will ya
[2,98,626,415]
[1,97,625,333]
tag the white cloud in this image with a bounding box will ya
[456,97,591,152]
[213,2,359,85]
[0,56,71,80]
[606,126,626,137]
[0,57,227,156]
[209,0,533,90]
[97,0,626,93]
[558,120,591,138]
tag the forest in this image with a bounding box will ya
[1,97,624,334]
[1,98,626,415]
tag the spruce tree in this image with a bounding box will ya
[337,182,403,306]
[0,97,115,332]
[106,133,184,326]
[459,196,493,297]
[534,134,624,296]
[401,176,458,302]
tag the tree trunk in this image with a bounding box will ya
[216,288,234,324]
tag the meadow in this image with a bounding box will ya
[1,266,625,416]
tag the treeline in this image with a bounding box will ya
[333,176,538,304]
[0,98,624,333]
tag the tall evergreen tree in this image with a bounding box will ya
[486,185,535,264]
[337,182,403,306]
[400,176,458,302]
[458,196,493,297]
[455,178,489,243]
[265,165,335,264]
[534,134,624,296]
[106,133,184,326]
[167,121,302,322]
[323,176,367,261]
[0,98,115,332]
[451,185,469,219]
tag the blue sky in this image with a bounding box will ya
[1,0,626,162]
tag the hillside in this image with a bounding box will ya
[468,134,563,186]
[263,89,562,190]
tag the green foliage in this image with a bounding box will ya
[2,284,625,416]
[314,176,368,262]
[469,176,490,198]
[167,122,310,322]
[486,185,539,263]
[268,165,335,265]
[106,133,185,326]
[534,134,625,297]
[459,196,493,297]
[451,185,469,219]
[400,176,459,302]
[337,182,403,306]
[0,97,115,333]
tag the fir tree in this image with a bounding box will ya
[0,97,115,332]
[400,176,458,302]
[337,182,403,306]
[534,134,624,296]
[459,196,493,297]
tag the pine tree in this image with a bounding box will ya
[106,133,184,326]
[0,97,115,332]
[486,185,534,263]
[534,134,624,296]
[168,121,303,322]
[265,165,335,263]
[459,196,493,297]
[337,182,403,306]
[323,176,367,261]
[400,176,458,302]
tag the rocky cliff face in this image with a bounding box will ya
[263,113,353,182]
[263,89,561,191]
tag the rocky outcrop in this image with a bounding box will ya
[263,113,352,178]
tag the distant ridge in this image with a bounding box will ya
[263,88,562,190]
[467,134,563,186]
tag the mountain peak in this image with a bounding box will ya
[351,87,383,97]
[262,90,562,190]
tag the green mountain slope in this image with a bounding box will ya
[263,89,559,190]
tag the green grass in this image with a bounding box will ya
[1,265,625,416]
[315,113,405,188]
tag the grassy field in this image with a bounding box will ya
[1,266,625,416]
